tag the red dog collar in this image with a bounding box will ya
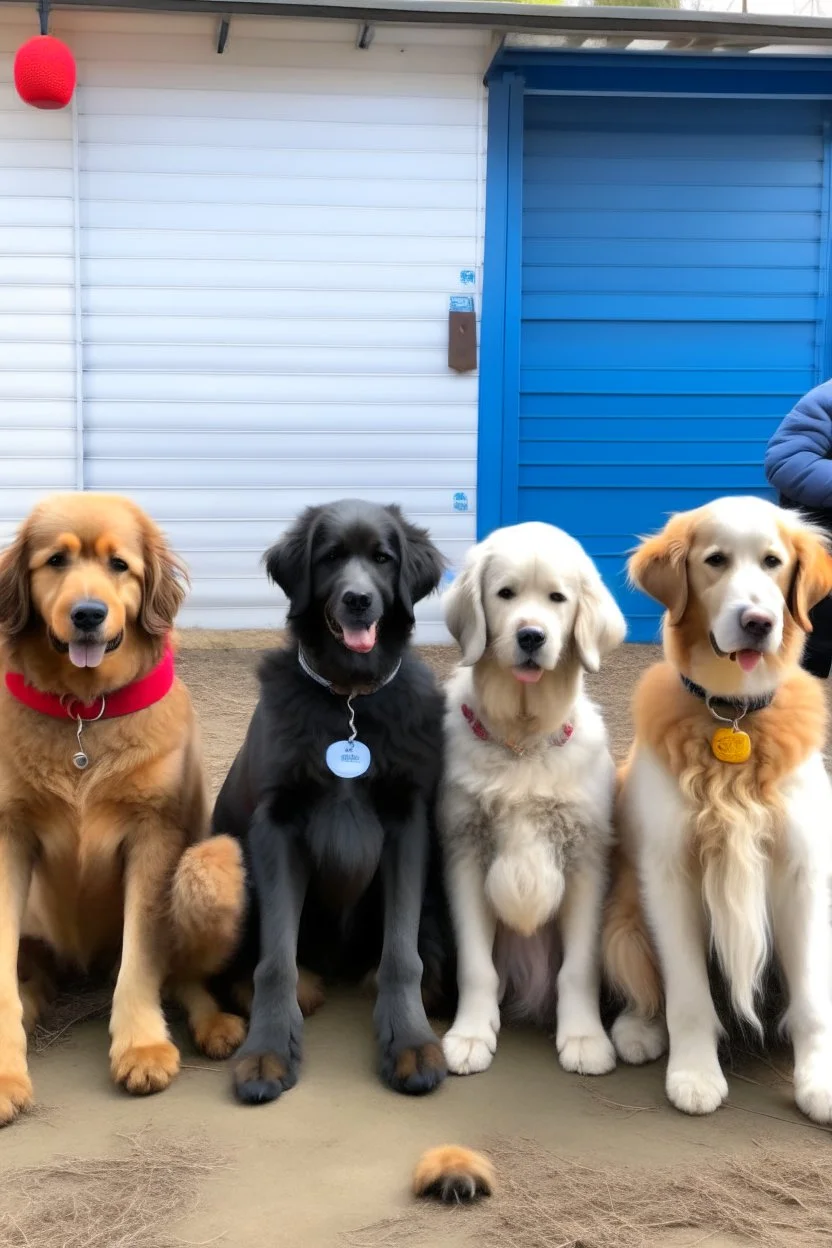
[4,642,175,721]
[461,703,573,757]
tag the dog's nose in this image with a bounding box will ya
[70,600,108,633]
[342,590,372,614]
[517,626,546,654]
[739,608,774,643]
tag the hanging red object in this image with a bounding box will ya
[14,35,76,109]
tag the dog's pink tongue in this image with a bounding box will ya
[342,622,377,654]
[513,666,544,684]
[68,641,107,669]
[736,649,762,673]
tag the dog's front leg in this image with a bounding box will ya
[441,850,500,1075]
[375,796,446,1095]
[0,827,34,1125]
[556,847,616,1076]
[110,820,182,1095]
[232,803,309,1105]
[643,854,727,1116]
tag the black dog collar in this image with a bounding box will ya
[679,674,774,715]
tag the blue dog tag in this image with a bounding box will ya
[326,739,371,779]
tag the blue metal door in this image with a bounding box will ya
[485,82,832,640]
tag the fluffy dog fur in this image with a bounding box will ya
[439,521,626,1077]
[413,1145,495,1203]
[0,494,245,1124]
[212,499,452,1105]
[603,495,832,1123]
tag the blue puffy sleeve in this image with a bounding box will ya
[765,381,832,510]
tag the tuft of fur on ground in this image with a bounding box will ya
[347,1135,832,1248]
[413,1145,495,1204]
[0,1129,225,1248]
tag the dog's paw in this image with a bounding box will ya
[192,1011,246,1060]
[0,1071,33,1126]
[382,1040,447,1096]
[443,1030,497,1076]
[666,1066,727,1116]
[297,969,326,1018]
[233,1051,298,1104]
[557,1031,616,1076]
[611,1012,667,1066]
[111,1042,180,1095]
[795,1078,832,1125]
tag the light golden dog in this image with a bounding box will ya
[604,495,832,1123]
[439,521,625,1077]
[0,493,245,1125]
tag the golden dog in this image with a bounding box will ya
[604,496,832,1123]
[0,493,245,1125]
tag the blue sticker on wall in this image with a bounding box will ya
[453,491,469,512]
[449,295,474,313]
[459,270,475,286]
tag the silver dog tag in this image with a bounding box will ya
[73,750,89,770]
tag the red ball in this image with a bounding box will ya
[14,35,76,110]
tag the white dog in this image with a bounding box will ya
[439,522,626,1076]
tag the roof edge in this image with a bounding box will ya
[3,0,832,43]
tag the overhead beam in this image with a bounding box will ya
[4,0,832,46]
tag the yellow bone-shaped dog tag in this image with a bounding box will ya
[711,726,751,764]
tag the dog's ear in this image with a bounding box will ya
[387,506,445,623]
[140,515,188,636]
[264,506,323,619]
[0,526,31,637]
[444,548,488,666]
[785,522,832,633]
[574,567,626,673]
[628,514,692,625]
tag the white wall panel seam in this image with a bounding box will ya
[71,92,84,490]
[0,16,76,510]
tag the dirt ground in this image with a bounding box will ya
[1,640,827,1248]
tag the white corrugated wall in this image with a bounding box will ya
[0,7,487,640]
[0,10,79,529]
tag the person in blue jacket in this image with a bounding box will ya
[765,379,832,678]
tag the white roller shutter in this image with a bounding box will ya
[0,9,79,543]
[70,10,486,639]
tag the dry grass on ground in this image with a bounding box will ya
[347,1136,832,1248]
[0,1132,224,1248]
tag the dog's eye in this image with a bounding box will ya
[323,549,340,563]
[763,554,782,569]
[549,592,567,603]
[374,552,390,564]
[46,553,67,568]
[109,556,129,573]
[704,552,727,568]
[497,588,515,600]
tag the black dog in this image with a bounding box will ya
[213,499,452,1104]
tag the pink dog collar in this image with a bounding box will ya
[461,703,573,757]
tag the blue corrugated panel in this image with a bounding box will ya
[519,94,829,641]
